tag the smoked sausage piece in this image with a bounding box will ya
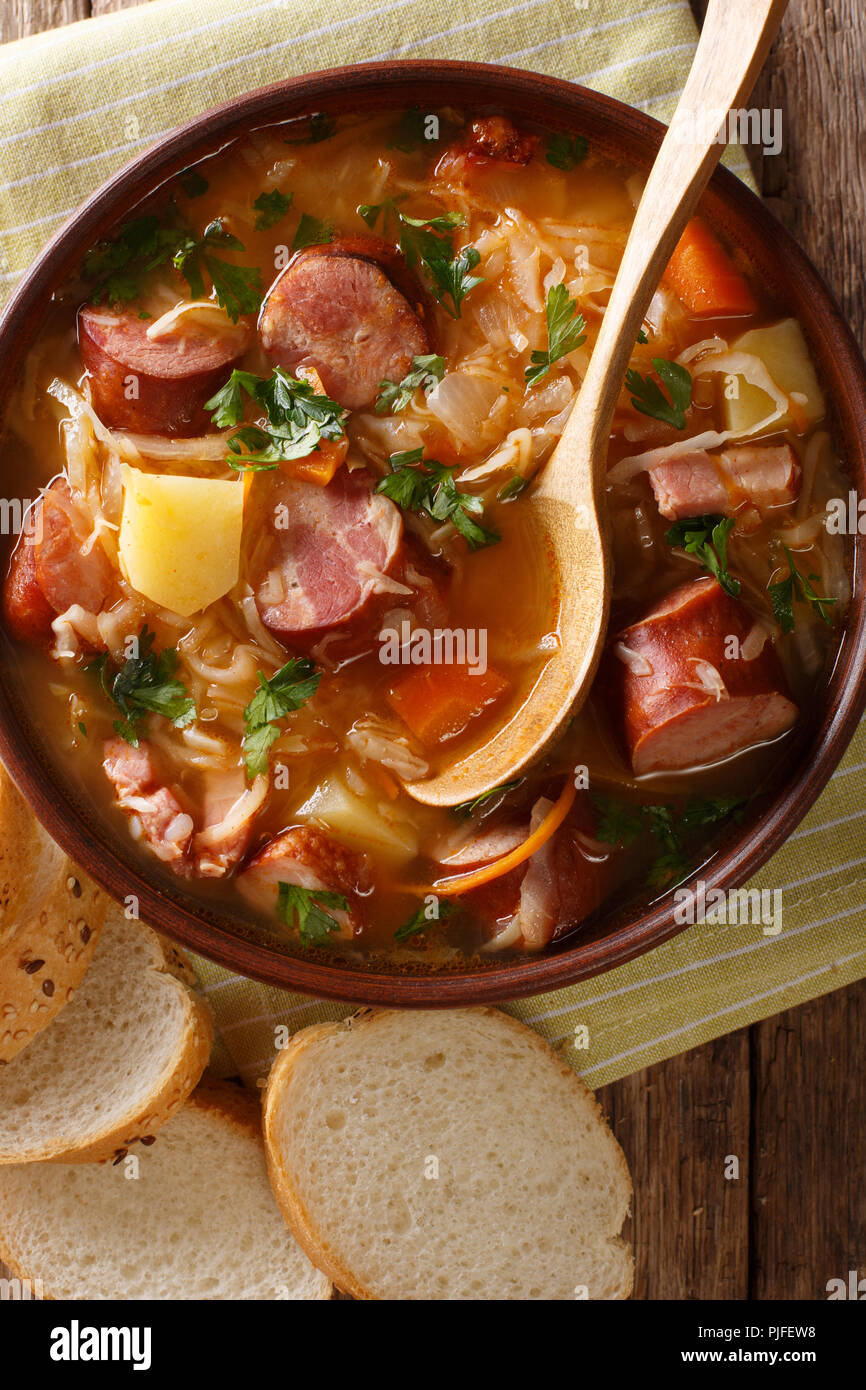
[610,578,798,775]
[78,305,248,436]
[258,236,430,410]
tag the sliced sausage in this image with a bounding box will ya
[103,737,195,874]
[649,443,800,524]
[2,481,114,647]
[252,469,403,642]
[78,305,249,436]
[610,578,798,775]
[259,236,430,410]
[237,825,372,938]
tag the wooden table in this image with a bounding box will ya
[1,0,864,1301]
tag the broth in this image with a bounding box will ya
[0,107,852,964]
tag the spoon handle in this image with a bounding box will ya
[559,0,788,473]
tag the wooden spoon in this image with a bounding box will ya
[407,0,789,808]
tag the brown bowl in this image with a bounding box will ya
[1,61,864,1006]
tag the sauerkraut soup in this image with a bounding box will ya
[0,108,851,964]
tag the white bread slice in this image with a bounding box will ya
[0,1079,332,1300]
[0,907,214,1163]
[0,764,107,1061]
[264,1007,633,1300]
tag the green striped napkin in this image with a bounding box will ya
[1,0,863,1089]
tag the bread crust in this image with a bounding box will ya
[0,1076,333,1301]
[0,765,107,1062]
[0,915,214,1164]
[263,1007,634,1301]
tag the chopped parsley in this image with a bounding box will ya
[242,657,321,779]
[626,357,692,429]
[359,200,483,317]
[525,284,586,386]
[82,215,191,307]
[205,367,347,470]
[498,474,530,503]
[376,448,500,551]
[291,212,335,253]
[284,112,336,145]
[665,514,741,597]
[593,793,748,890]
[90,627,195,746]
[394,899,457,943]
[453,778,523,818]
[178,168,209,199]
[253,189,293,231]
[171,218,263,321]
[375,354,445,414]
[545,132,588,170]
[277,882,347,946]
[387,108,433,153]
[636,327,649,345]
[768,544,836,633]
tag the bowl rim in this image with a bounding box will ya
[1,58,864,1007]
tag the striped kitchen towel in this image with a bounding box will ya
[1,0,863,1090]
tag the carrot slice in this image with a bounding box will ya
[425,776,577,896]
[387,663,510,748]
[278,365,348,486]
[663,217,757,317]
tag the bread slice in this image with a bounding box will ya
[0,763,107,1061]
[0,1079,332,1300]
[264,1007,633,1300]
[0,907,214,1163]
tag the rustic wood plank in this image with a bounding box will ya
[597,1030,752,1299]
[0,0,88,43]
[90,0,155,14]
[750,979,866,1299]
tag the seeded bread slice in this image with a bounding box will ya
[264,1007,634,1300]
[0,1079,332,1300]
[0,907,214,1163]
[0,764,107,1062]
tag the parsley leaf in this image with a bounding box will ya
[291,212,335,253]
[376,450,500,551]
[178,168,209,199]
[375,354,445,414]
[91,627,195,746]
[592,795,647,847]
[593,793,746,890]
[242,657,321,778]
[284,112,336,145]
[394,899,457,943]
[644,806,688,888]
[679,796,747,829]
[82,215,190,307]
[666,514,741,597]
[388,108,432,154]
[497,474,530,503]
[525,284,586,386]
[253,189,293,231]
[453,779,523,818]
[172,218,263,321]
[397,213,483,317]
[768,543,837,633]
[545,132,588,170]
[636,327,649,345]
[277,882,347,946]
[206,367,347,470]
[626,357,692,429]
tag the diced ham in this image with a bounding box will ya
[192,772,267,878]
[238,825,372,938]
[2,480,114,647]
[259,235,430,410]
[609,578,798,775]
[649,443,801,523]
[102,737,195,873]
[438,798,609,951]
[78,304,248,436]
[252,469,404,643]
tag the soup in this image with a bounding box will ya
[0,108,852,965]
